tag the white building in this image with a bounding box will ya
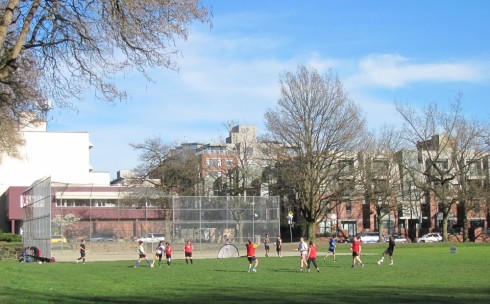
[0,117,110,196]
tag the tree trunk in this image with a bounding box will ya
[463,217,469,242]
[306,221,316,240]
[442,216,449,242]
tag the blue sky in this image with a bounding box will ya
[49,0,490,179]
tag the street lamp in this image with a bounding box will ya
[251,201,256,241]
[287,211,294,243]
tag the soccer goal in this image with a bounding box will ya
[217,244,240,258]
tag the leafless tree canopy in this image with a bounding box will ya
[0,0,211,104]
[264,65,367,238]
[396,94,490,241]
[0,52,45,160]
[130,137,201,196]
[0,0,211,162]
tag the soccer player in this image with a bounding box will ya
[306,240,320,273]
[276,236,282,257]
[378,236,395,266]
[151,240,165,267]
[350,236,364,268]
[297,237,308,271]
[164,242,173,267]
[183,240,193,264]
[134,240,151,268]
[324,236,337,262]
[76,239,86,264]
[246,239,259,272]
[264,234,270,257]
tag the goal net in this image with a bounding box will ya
[217,244,240,258]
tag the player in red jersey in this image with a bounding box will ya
[183,240,194,264]
[245,239,259,272]
[350,236,364,268]
[306,240,320,273]
[164,242,173,267]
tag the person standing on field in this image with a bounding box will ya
[377,236,395,266]
[134,240,151,268]
[183,240,194,264]
[151,241,165,267]
[324,236,337,262]
[76,239,86,264]
[276,236,282,257]
[165,242,173,267]
[246,239,259,272]
[351,236,364,268]
[297,237,308,271]
[306,240,320,273]
[264,234,270,257]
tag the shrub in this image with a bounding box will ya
[0,233,22,242]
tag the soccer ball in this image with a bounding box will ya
[38,261,42,264]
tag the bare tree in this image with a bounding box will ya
[396,95,490,242]
[0,1,211,101]
[0,52,46,162]
[264,65,367,239]
[130,137,202,196]
[0,1,211,160]
[357,127,404,241]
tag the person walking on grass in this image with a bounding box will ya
[246,239,259,272]
[76,239,86,264]
[377,236,395,266]
[297,237,308,271]
[324,236,337,262]
[351,236,364,268]
[276,236,282,257]
[151,241,165,267]
[164,242,173,267]
[183,240,194,264]
[264,234,270,257]
[306,240,320,273]
[134,240,151,268]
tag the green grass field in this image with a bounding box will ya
[1,242,489,303]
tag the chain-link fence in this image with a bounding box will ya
[22,176,52,258]
[22,181,280,257]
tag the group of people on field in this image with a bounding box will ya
[133,239,194,268]
[244,233,396,273]
[75,233,396,271]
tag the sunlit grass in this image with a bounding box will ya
[1,242,489,303]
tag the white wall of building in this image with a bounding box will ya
[0,122,110,194]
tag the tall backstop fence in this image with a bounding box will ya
[22,176,52,259]
[22,180,280,256]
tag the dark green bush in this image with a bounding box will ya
[0,233,22,242]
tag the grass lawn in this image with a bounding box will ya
[1,242,489,303]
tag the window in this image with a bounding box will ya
[372,159,389,173]
[346,201,352,215]
[338,160,354,176]
[468,160,483,177]
[206,158,221,166]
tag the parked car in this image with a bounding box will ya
[89,233,117,242]
[136,233,165,243]
[358,232,382,243]
[416,233,442,243]
[51,235,68,244]
[390,235,408,243]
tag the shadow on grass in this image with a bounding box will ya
[2,284,489,304]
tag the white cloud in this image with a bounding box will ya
[346,53,485,89]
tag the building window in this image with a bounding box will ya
[346,201,352,215]
[206,158,221,166]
